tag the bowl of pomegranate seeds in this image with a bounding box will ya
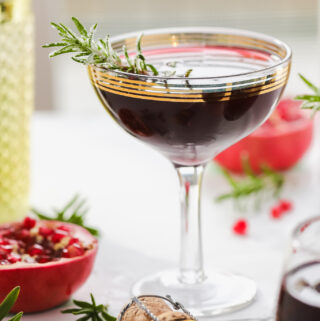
[0,216,98,313]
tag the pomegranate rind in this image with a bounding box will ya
[0,221,98,313]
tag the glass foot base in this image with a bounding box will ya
[132,269,257,317]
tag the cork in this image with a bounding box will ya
[158,311,193,321]
[121,297,171,321]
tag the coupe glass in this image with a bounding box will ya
[88,27,291,316]
[276,216,320,321]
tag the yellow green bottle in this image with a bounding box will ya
[0,0,34,222]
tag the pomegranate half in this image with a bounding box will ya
[0,218,98,313]
[215,99,314,173]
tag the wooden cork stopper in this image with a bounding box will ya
[158,311,193,321]
[121,297,172,321]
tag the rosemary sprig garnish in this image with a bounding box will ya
[43,17,158,75]
[216,158,284,209]
[295,73,320,116]
[43,17,196,79]
[62,294,116,321]
[0,287,23,321]
[32,195,100,237]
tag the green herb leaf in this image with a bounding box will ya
[43,17,159,76]
[216,157,284,209]
[62,294,116,321]
[0,287,23,321]
[32,195,100,237]
[296,74,320,115]
[44,17,197,79]
[8,312,23,321]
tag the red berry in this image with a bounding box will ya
[232,219,248,235]
[28,244,45,256]
[279,199,293,212]
[271,206,282,219]
[23,217,36,230]
[39,226,53,237]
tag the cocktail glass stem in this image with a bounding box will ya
[176,165,206,285]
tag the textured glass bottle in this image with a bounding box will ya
[0,0,33,222]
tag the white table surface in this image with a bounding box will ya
[21,110,320,321]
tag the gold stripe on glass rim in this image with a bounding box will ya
[90,64,289,93]
[92,73,287,100]
[96,69,288,97]
[93,79,286,103]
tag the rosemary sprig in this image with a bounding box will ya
[216,158,284,208]
[62,294,116,321]
[295,73,320,116]
[43,17,158,75]
[32,195,100,237]
[0,287,23,321]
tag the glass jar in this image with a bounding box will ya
[0,0,34,222]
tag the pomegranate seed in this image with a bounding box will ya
[271,206,282,219]
[0,238,10,245]
[67,243,85,258]
[279,199,293,212]
[0,251,7,260]
[28,244,45,256]
[23,217,36,230]
[232,219,248,236]
[68,238,80,246]
[0,244,13,253]
[7,254,21,264]
[39,226,53,237]
[37,256,51,263]
[57,225,70,232]
[62,248,70,258]
[51,231,67,243]
[17,229,31,242]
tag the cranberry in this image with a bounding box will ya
[271,206,282,219]
[23,217,36,230]
[28,244,45,256]
[232,219,248,236]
